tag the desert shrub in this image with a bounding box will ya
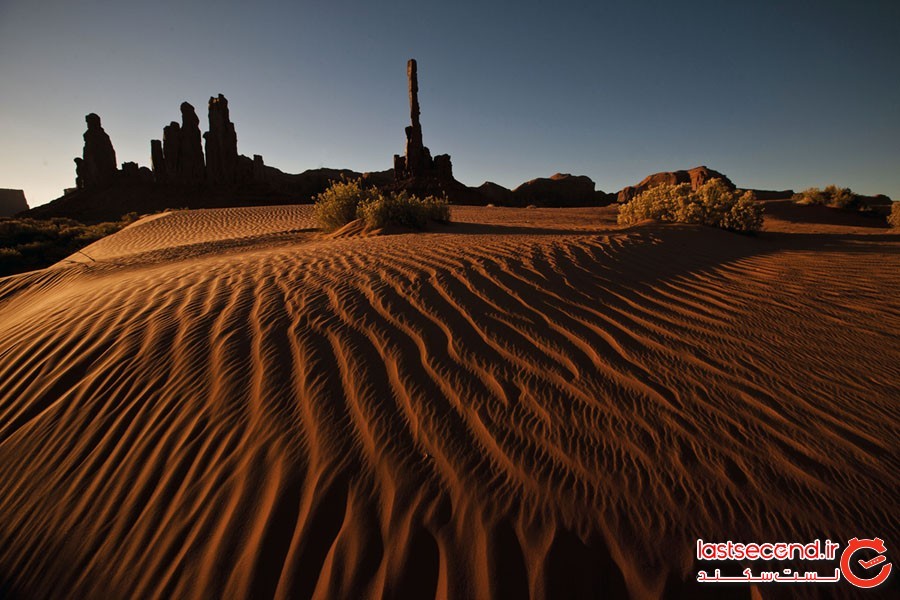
[357,192,449,229]
[0,213,138,277]
[314,179,450,231]
[794,185,857,209]
[618,179,762,233]
[313,178,380,232]
[889,203,900,228]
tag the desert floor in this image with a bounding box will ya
[0,202,898,599]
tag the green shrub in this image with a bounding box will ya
[357,192,450,229]
[313,179,380,232]
[0,214,137,277]
[794,185,857,209]
[889,203,900,229]
[618,179,762,233]
[314,179,450,231]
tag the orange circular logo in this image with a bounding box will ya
[840,537,892,589]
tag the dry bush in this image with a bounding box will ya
[315,179,450,231]
[888,203,900,229]
[357,192,450,229]
[313,179,379,232]
[618,179,762,233]
[0,213,139,276]
[794,185,857,209]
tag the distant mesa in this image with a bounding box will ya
[477,181,515,206]
[617,166,735,203]
[513,173,614,207]
[0,189,29,217]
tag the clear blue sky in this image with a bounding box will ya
[1,0,898,207]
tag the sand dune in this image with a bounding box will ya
[1,205,898,599]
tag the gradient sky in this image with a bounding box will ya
[1,0,898,207]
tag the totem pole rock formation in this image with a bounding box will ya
[393,59,452,181]
[79,113,117,188]
[204,94,239,185]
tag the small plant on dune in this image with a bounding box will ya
[618,179,762,233]
[888,202,900,229]
[313,178,380,232]
[357,191,450,229]
[793,185,857,209]
[314,179,450,231]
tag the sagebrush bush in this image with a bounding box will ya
[357,192,450,229]
[313,179,380,232]
[794,185,857,209]
[618,179,762,233]
[888,202,900,229]
[314,179,450,231]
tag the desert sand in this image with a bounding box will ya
[0,203,898,599]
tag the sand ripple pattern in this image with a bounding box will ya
[0,207,898,599]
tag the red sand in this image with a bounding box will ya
[0,204,897,599]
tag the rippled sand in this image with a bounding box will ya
[1,204,897,599]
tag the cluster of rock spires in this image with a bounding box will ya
[23,58,819,223]
[76,95,264,192]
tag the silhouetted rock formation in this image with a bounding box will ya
[79,114,117,188]
[150,140,165,182]
[393,59,453,182]
[162,122,181,182]
[855,193,894,216]
[178,102,205,183]
[478,182,514,206]
[617,166,734,203]
[37,66,628,221]
[513,174,612,207]
[252,155,266,182]
[471,176,615,207]
[120,162,153,183]
[74,158,85,190]
[204,94,239,185]
[0,189,29,217]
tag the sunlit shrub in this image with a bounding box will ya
[357,192,449,229]
[889,203,900,229]
[313,178,379,232]
[794,185,857,209]
[618,179,762,233]
[314,179,450,231]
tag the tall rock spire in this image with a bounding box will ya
[178,102,205,183]
[79,113,117,188]
[204,94,238,184]
[394,59,452,181]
